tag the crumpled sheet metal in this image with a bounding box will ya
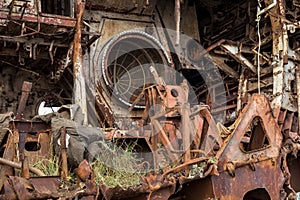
[1,160,97,200]
[1,176,61,200]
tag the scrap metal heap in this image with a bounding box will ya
[0,0,300,199]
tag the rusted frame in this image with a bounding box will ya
[0,36,70,48]
[147,103,221,176]
[216,94,282,174]
[0,11,76,27]
[264,0,288,118]
[0,119,51,188]
[10,120,52,163]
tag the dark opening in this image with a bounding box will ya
[291,80,296,94]
[243,188,271,200]
[25,142,41,151]
[0,131,9,157]
[240,116,270,152]
[287,153,300,192]
[170,89,179,97]
[40,0,73,17]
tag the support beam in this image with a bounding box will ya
[267,0,288,118]
[296,66,300,136]
[210,56,239,79]
[221,44,257,74]
[73,0,87,125]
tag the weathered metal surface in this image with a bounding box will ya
[220,44,257,74]
[212,158,284,200]
[86,0,157,16]
[0,0,300,199]
[9,120,51,164]
[16,81,32,119]
[59,127,68,180]
[0,11,76,26]
[1,176,60,199]
[73,0,88,125]
[217,94,282,168]
[0,175,95,199]
[0,130,17,188]
[213,94,285,199]
[98,174,176,200]
[267,0,288,118]
[1,160,97,199]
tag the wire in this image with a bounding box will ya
[0,60,40,76]
[256,7,261,94]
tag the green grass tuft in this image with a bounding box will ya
[30,156,60,176]
[91,144,145,189]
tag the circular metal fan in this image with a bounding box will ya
[101,30,171,108]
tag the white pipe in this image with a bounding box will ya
[257,0,277,16]
[175,0,180,46]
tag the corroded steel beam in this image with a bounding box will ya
[73,0,88,125]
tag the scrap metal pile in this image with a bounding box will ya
[0,0,300,199]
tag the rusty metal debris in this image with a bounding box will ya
[1,0,300,199]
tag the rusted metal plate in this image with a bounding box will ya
[9,120,51,164]
[0,129,15,189]
[1,173,97,199]
[1,176,60,199]
[98,174,176,200]
[212,159,284,199]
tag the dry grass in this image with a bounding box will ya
[30,156,60,176]
[91,143,145,189]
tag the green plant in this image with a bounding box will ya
[91,142,145,189]
[30,156,60,176]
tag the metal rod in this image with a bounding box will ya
[257,0,277,16]
[60,127,68,180]
[0,157,45,176]
[296,66,300,136]
[181,103,191,175]
[21,156,30,178]
[175,0,180,46]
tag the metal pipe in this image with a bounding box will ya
[175,0,180,46]
[60,127,68,180]
[0,157,45,176]
[237,68,245,114]
[296,66,300,135]
[257,0,277,16]
[21,156,30,178]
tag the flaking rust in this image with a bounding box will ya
[0,0,300,199]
